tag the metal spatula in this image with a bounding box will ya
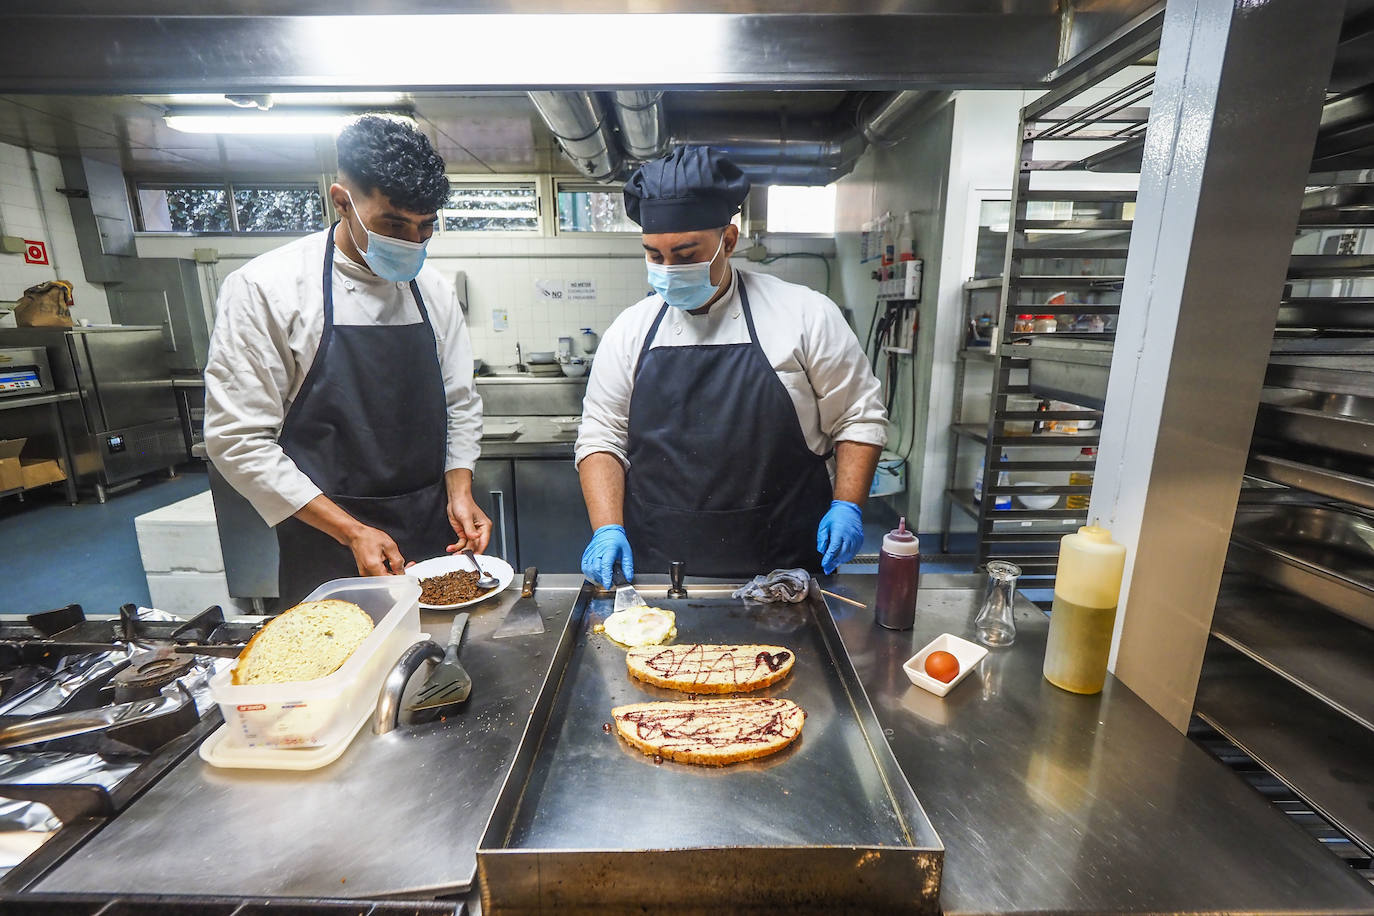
[493,567,545,638]
[410,613,472,711]
[612,565,648,613]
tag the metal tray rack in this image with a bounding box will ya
[1228,504,1374,634]
[477,583,943,914]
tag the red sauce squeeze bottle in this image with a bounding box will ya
[875,517,920,630]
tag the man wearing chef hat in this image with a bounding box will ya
[205,115,489,607]
[576,145,887,587]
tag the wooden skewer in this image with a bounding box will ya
[820,588,867,609]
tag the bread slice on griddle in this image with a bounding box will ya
[232,599,374,685]
[611,698,805,766]
[626,644,795,694]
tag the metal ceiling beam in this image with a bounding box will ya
[0,14,1061,93]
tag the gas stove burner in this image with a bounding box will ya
[112,651,194,702]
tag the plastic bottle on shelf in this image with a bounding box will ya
[1065,448,1095,510]
[974,459,1011,509]
[1043,526,1127,695]
[1033,314,1058,333]
[1014,314,1035,333]
[875,517,921,630]
[897,211,917,261]
[880,211,895,267]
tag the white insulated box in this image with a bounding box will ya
[135,490,226,574]
[146,570,255,616]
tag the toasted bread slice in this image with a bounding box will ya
[232,599,374,685]
[626,644,795,694]
[611,698,805,766]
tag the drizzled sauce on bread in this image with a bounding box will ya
[626,644,794,694]
[611,698,805,766]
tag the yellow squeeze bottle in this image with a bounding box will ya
[1043,525,1126,695]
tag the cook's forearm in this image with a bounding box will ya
[293,494,364,545]
[445,467,474,499]
[579,452,626,529]
[832,440,882,506]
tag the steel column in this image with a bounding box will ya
[1091,0,1345,730]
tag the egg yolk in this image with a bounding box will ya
[924,650,960,683]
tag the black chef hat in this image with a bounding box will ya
[623,146,751,233]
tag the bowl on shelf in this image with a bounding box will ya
[526,351,558,365]
[1014,482,1059,510]
[560,358,589,378]
[550,415,582,434]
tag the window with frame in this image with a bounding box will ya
[555,182,637,233]
[136,182,325,234]
[440,182,540,233]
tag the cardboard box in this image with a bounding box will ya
[20,457,65,489]
[0,438,24,492]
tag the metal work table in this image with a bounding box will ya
[827,573,1374,915]
[0,390,80,504]
[33,586,577,900]
[477,415,576,459]
[28,575,1374,913]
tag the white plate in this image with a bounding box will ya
[408,552,515,610]
[903,633,989,697]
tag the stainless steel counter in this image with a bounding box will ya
[28,574,1374,913]
[0,391,79,412]
[33,585,578,900]
[826,574,1374,915]
[478,416,576,459]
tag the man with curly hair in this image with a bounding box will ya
[205,115,489,607]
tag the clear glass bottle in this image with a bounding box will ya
[974,561,1021,647]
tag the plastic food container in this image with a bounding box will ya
[209,577,421,748]
[903,633,989,697]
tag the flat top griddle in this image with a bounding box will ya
[479,583,942,914]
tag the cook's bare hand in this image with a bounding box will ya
[347,525,406,576]
[446,491,492,555]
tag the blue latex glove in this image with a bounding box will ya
[581,524,634,589]
[816,500,864,574]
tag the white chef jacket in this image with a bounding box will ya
[576,268,888,472]
[204,229,481,528]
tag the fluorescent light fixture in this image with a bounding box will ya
[163,109,413,136]
[156,92,409,107]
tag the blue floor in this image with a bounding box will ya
[0,465,210,616]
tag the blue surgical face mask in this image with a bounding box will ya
[344,191,430,283]
[646,232,727,311]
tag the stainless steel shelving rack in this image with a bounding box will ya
[943,39,1156,584]
[1193,167,1374,881]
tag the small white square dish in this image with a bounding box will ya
[903,633,989,697]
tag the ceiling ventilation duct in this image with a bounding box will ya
[533,89,952,186]
[610,91,669,161]
[527,91,622,181]
[860,90,952,147]
[670,91,953,186]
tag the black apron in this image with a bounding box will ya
[623,274,834,578]
[273,227,452,607]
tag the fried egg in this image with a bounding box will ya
[598,606,677,648]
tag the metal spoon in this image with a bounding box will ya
[462,548,500,590]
